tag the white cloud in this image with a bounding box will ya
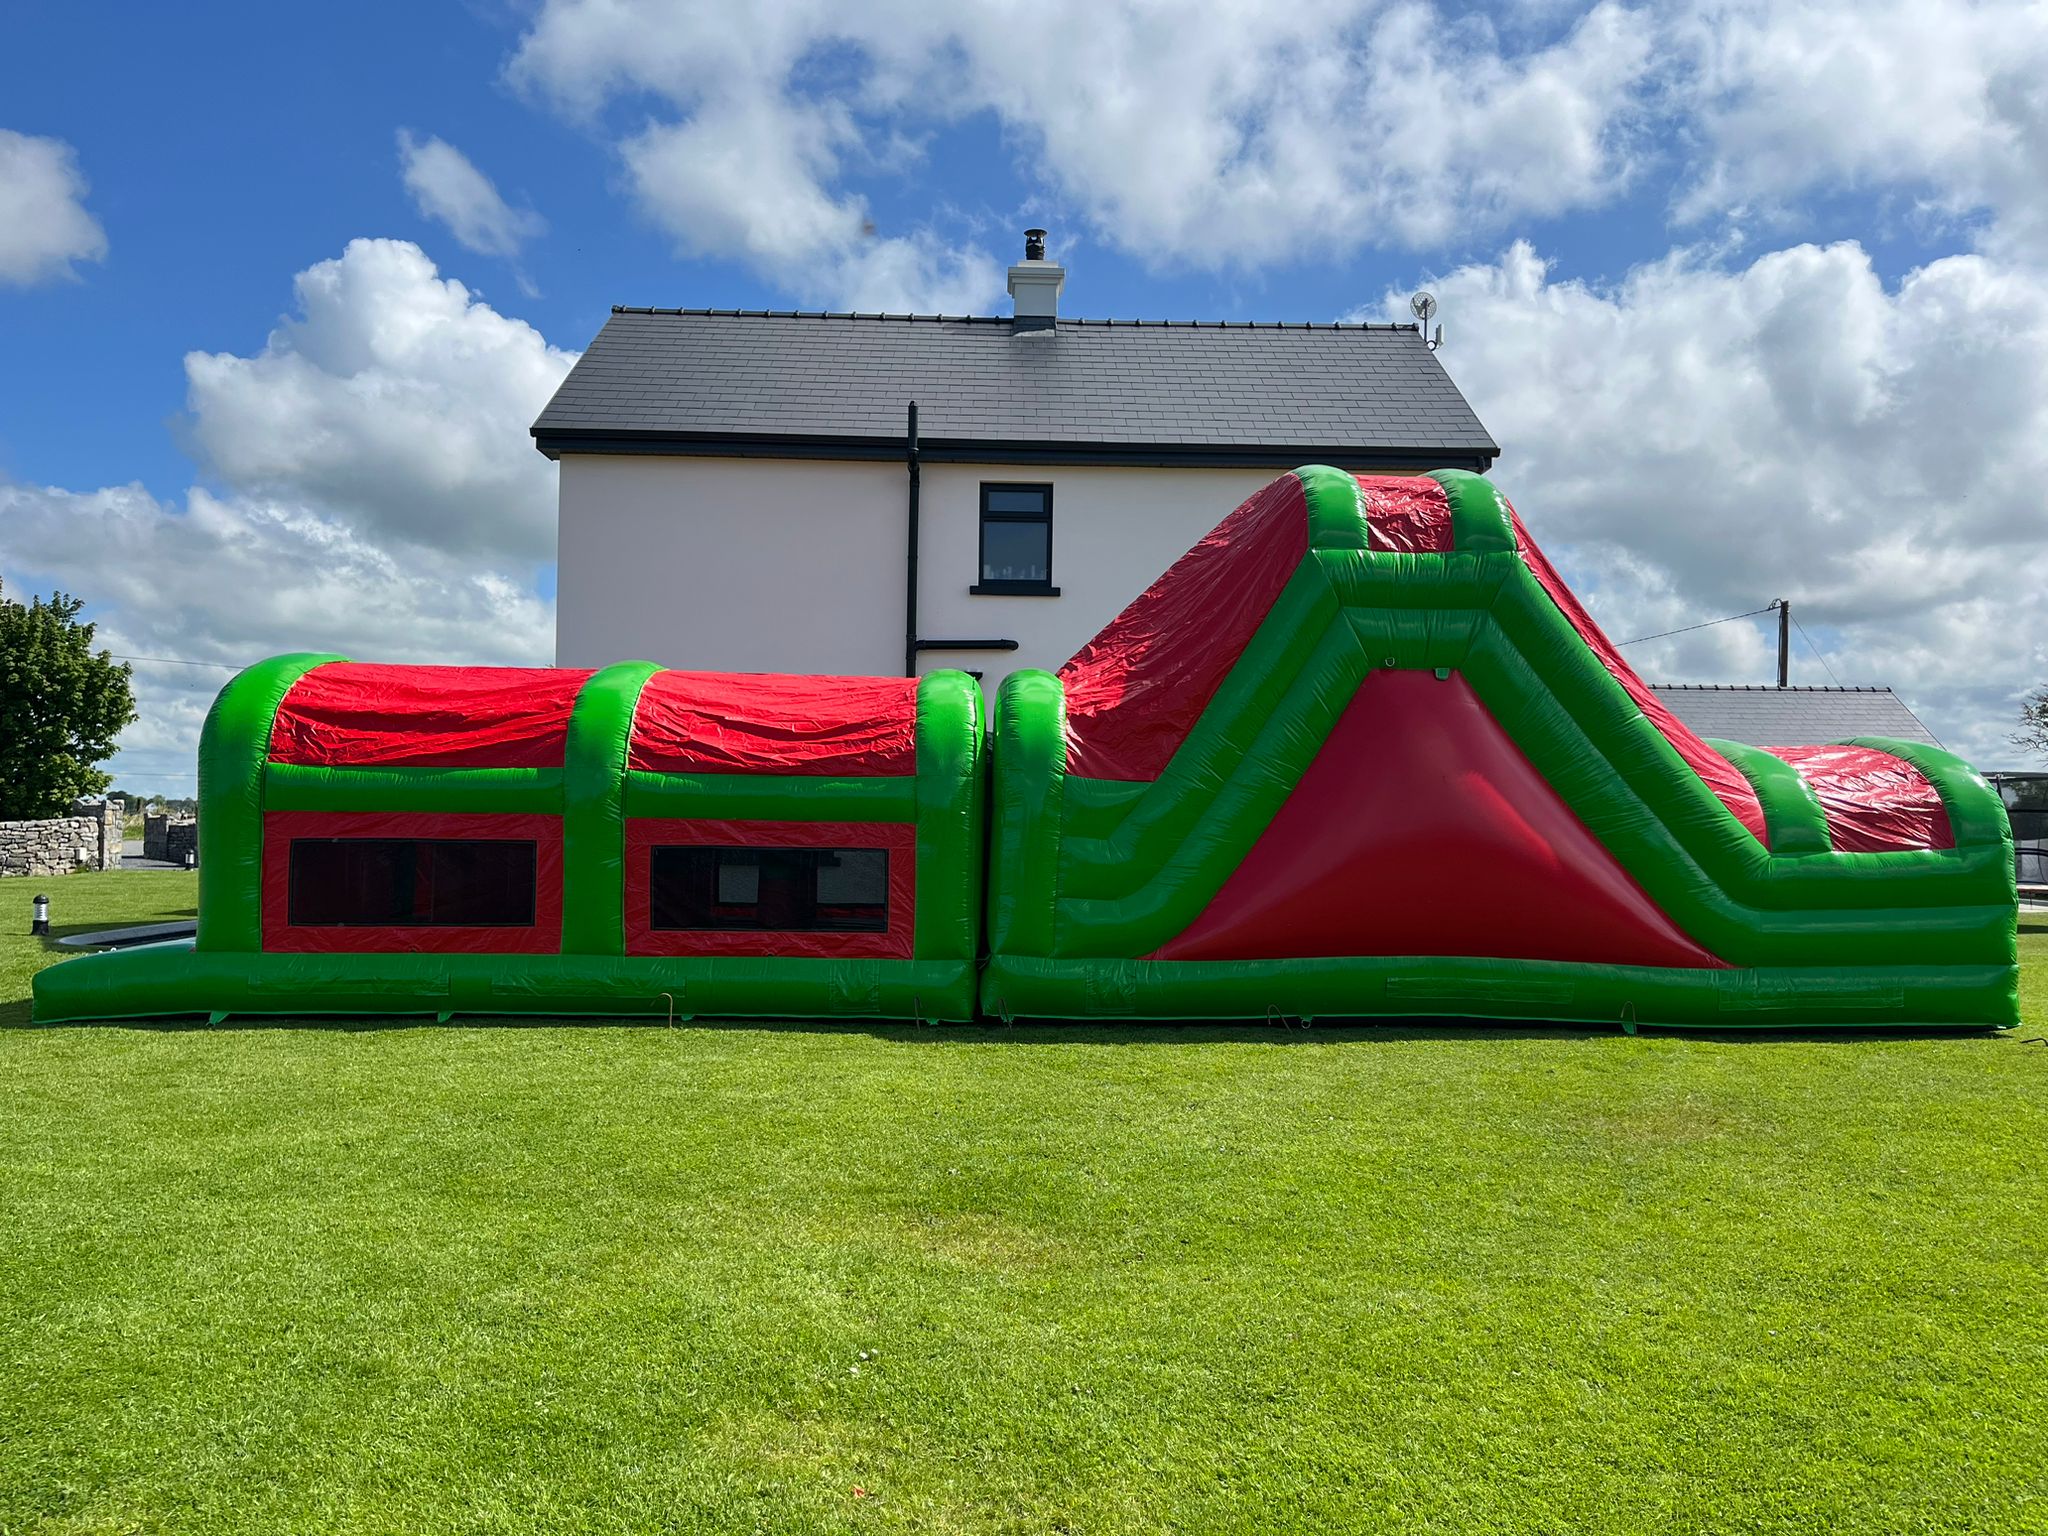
[958,0,1656,264]
[614,92,1001,310]
[620,95,862,269]
[505,0,2048,295]
[0,483,551,672]
[182,238,575,563]
[1669,0,2048,253]
[0,128,108,285]
[397,130,547,263]
[505,0,1654,301]
[0,240,572,790]
[619,87,1001,310]
[0,483,555,792]
[1369,238,2048,764]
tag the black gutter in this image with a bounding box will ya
[532,428,1496,471]
[914,638,1021,652]
[905,402,920,678]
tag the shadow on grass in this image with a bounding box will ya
[0,1010,2013,1046]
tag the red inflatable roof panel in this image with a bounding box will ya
[1152,669,1727,969]
[1059,474,1308,783]
[1763,744,1954,853]
[1360,474,1453,553]
[1509,512,1770,846]
[630,670,919,776]
[269,664,594,769]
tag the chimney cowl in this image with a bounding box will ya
[1008,227,1065,333]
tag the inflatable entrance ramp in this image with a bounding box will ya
[984,467,2018,1028]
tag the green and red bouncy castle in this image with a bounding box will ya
[34,468,2018,1029]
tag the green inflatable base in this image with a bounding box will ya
[32,941,979,1025]
[979,955,2020,1030]
[33,942,2018,1032]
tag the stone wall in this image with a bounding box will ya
[88,797,122,869]
[0,798,124,878]
[144,812,197,864]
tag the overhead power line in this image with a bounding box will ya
[109,653,240,671]
[1614,605,1779,648]
[1790,613,1844,687]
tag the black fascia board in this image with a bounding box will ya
[532,427,1496,472]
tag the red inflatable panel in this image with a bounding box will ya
[630,671,919,777]
[1060,475,1308,782]
[1509,513,1769,846]
[1360,474,1453,553]
[1763,744,1955,853]
[1151,669,1727,969]
[270,664,593,769]
[261,810,564,954]
[623,818,916,959]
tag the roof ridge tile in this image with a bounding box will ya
[608,305,1420,332]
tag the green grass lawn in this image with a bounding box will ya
[2,874,2045,1535]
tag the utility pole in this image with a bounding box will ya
[1776,600,1790,689]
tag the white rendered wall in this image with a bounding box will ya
[555,453,1280,684]
[913,463,1274,683]
[555,455,902,675]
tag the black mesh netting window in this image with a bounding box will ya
[288,839,537,927]
[649,846,888,932]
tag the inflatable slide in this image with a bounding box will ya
[984,468,2016,1026]
[34,468,2017,1029]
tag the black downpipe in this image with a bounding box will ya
[905,401,920,677]
[903,399,1016,666]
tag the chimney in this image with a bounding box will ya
[1008,227,1064,333]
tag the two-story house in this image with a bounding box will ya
[534,231,1499,683]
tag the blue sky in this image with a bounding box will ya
[3,0,2046,784]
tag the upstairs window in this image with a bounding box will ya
[288,838,537,927]
[649,846,890,932]
[973,483,1058,595]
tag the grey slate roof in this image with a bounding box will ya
[1648,685,1942,748]
[532,309,1499,466]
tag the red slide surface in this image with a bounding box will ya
[1059,475,1309,782]
[1152,669,1727,968]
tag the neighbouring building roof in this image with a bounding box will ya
[531,309,1500,469]
[1647,685,1942,748]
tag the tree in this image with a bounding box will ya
[0,580,137,819]
[2020,685,2048,761]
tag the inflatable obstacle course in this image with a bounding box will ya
[35,468,2018,1029]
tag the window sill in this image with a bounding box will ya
[969,582,1061,597]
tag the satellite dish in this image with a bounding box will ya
[1410,291,1438,323]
